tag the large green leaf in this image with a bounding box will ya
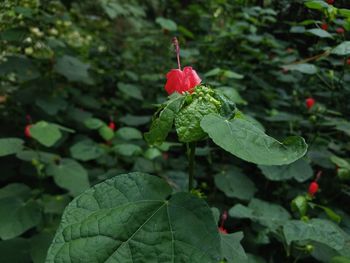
[30,121,62,147]
[259,159,313,182]
[155,17,177,31]
[229,198,291,231]
[215,167,256,200]
[46,173,221,263]
[0,138,24,157]
[201,114,307,165]
[283,219,347,251]
[46,158,90,196]
[145,94,185,145]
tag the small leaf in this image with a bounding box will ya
[98,126,114,141]
[156,17,177,31]
[54,55,93,84]
[259,159,313,182]
[70,140,104,161]
[229,198,291,231]
[201,114,307,165]
[331,256,350,263]
[0,138,24,157]
[46,173,221,263]
[114,143,142,156]
[307,28,333,38]
[46,158,90,196]
[118,82,143,100]
[220,232,247,262]
[0,198,41,240]
[30,121,62,147]
[282,63,318,74]
[332,42,350,56]
[116,127,142,140]
[305,1,329,10]
[215,167,256,200]
[145,94,185,145]
[84,118,104,130]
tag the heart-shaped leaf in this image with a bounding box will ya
[46,173,221,263]
[201,114,307,165]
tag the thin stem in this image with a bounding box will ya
[172,37,181,70]
[187,142,196,192]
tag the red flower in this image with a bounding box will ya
[218,226,228,234]
[326,0,334,4]
[108,121,116,131]
[321,23,328,31]
[308,181,319,197]
[25,124,32,138]
[347,58,350,65]
[165,67,201,95]
[305,97,315,109]
[336,27,345,34]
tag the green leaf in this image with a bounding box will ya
[145,94,185,145]
[223,70,244,79]
[229,198,291,231]
[70,140,104,161]
[0,183,31,200]
[331,256,350,263]
[201,114,307,165]
[307,28,333,38]
[98,126,114,141]
[332,42,350,56]
[215,167,256,200]
[116,127,142,140]
[220,232,247,262]
[30,233,54,263]
[216,87,247,105]
[0,56,40,82]
[0,238,31,263]
[35,97,67,115]
[282,63,318,74]
[46,158,90,196]
[0,138,24,157]
[114,143,142,156]
[259,159,313,182]
[118,82,143,100]
[119,114,151,126]
[84,118,105,130]
[0,198,41,240]
[30,121,62,147]
[175,99,218,143]
[305,1,329,10]
[46,173,221,263]
[156,17,177,31]
[54,55,93,84]
[283,219,346,251]
[331,155,350,169]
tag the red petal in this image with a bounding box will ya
[165,69,184,95]
[182,67,201,93]
[164,67,201,95]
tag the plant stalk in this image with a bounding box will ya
[188,142,196,192]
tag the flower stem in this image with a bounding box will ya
[187,142,196,192]
[172,37,181,70]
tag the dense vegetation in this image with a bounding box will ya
[1,0,350,262]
